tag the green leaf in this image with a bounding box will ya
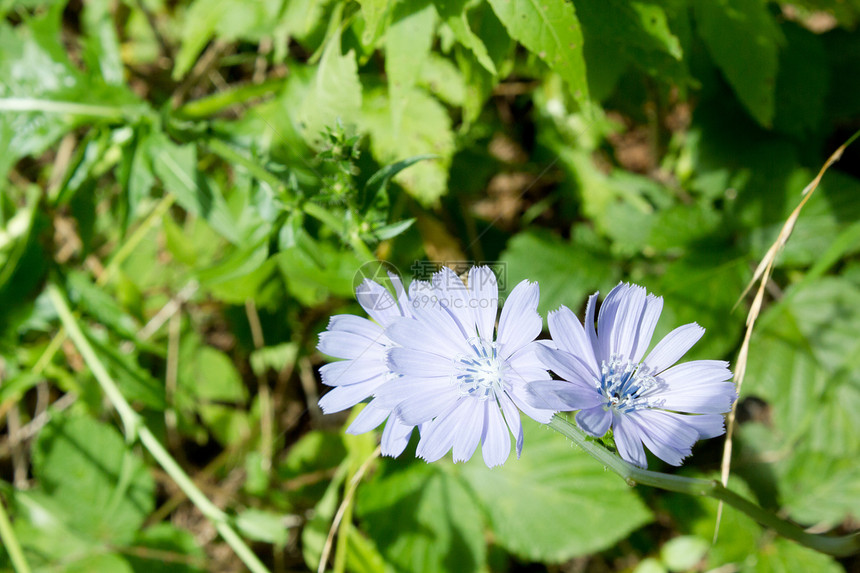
[361,155,436,212]
[300,32,363,147]
[127,523,207,573]
[487,0,588,103]
[173,0,284,79]
[457,416,652,562]
[660,535,708,572]
[693,0,783,127]
[500,230,620,316]
[149,135,241,244]
[357,0,394,46]
[362,87,454,205]
[82,0,124,86]
[435,0,497,74]
[235,508,290,545]
[0,5,145,179]
[179,337,248,403]
[250,342,299,377]
[386,1,437,132]
[31,413,155,546]
[357,462,487,573]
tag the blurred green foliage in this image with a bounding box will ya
[1,0,860,571]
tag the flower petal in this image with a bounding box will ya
[468,266,499,341]
[575,406,613,437]
[627,409,698,466]
[642,323,705,373]
[612,412,647,468]
[547,306,600,374]
[356,279,403,326]
[346,403,390,433]
[596,283,626,362]
[522,379,601,412]
[609,283,647,360]
[432,267,476,335]
[497,280,542,358]
[630,294,663,363]
[318,330,386,360]
[654,360,736,414]
[326,315,384,339]
[452,399,484,462]
[584,292,599,356]
[373,374,451,410]
[481,401,511,467]
[393,382,461,425]
[416,402,467,462]
[536,344,599,386]
[319,381,379,413]
[319,359,386,387]
[387,347,450,378]
[498,394,524,457]
[385,315,471,357]
[380,415,417,457]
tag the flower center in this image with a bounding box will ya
[598,355,659,413]
[452,337,507,400]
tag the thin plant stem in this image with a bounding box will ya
[0,492,31,573]
[547,415,860,558]
[47,283,271,573]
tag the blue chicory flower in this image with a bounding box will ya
[525,283,736,468]
[316,273,421,457]
[372,266,555,467]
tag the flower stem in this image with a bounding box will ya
[547,415,860,557]
[47,283,271,573]
[0,491,31,573]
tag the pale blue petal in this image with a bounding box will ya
[346,403,390,433]
[394,384,461,425]
[498,394,524,457]
[468,266,499,341]
[609,283,647,360]
[630,294,663,363]
[380,415,417,457]
[385,315,471,357]
[654,360,736,414]
[326,315,383,339]
[612,412,648,468]
[535,344,599,385]
[319,359,386,387]
[642,323,705,373]
[497,280,542,358]
[508,383,558,423]
[318,330,386,360]
[481,401,511,467]
[387,347,450,378]
[547,306,600,374]
[452,399,484,462]
[682,413,726,439]
[319,380,380,413]
[584,292,599,358]
[416,402,467,462]
[522,379,601,412]
[356,279,403,326]
[596,283,626,362]
[628,409,697,466]
[432,267,475,335]
[575,406,613,437]
[372,375,451,411]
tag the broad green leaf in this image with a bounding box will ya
[660,535,708,571]
[362,87,454,205]
[0,5,145,179]
[357,462,487,573]
[418,53,467,106]
[179,337,248,403]
[772,24,828,139]
[235,508,290,545]
[487,0,588,103]
[250,342,299,376]
[357,0,394,46]
[693,0,783,126]
[500,230,620,316]
[149,135,241,244]
[32,413,155,546]
[65,554,134,573]
[174,0,284,79]
[360,155,436,212]
[386,1,437,132]
[300,32,362,147]
[277,238,365,305]
[127,523,207,573]
[434,0,497,74]
[457,416,652,562]
[82,0,124,86]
